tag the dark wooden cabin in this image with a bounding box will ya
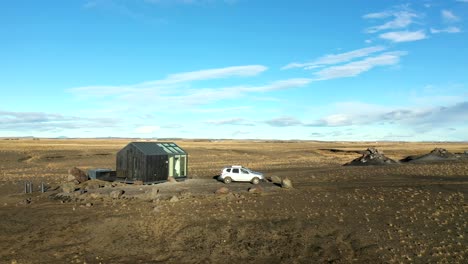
[116,142,187,183]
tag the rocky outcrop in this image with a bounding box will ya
[345,148,397,166]
[400,148,458,163]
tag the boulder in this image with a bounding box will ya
[146,188,160,200]
[133,180,144,185]
[110,190,124,199]
[215,187,230,195]
[68,167,88,183]
[281,178,293,189]
[269,175,282,184]
[167,177,177,183]
[248,186,263,193]
[169,195,179,202]
[61,182,77,193]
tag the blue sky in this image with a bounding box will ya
[1,0,467,140]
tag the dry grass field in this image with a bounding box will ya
[0,139,467,263]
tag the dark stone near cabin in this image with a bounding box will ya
[68,167,89,183]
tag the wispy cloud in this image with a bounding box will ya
[430,27,461,34]
[442,10,460,23]
[69,72,311,108]
[282,46,386,70]
[305,101,468,128]
[313,51,406,80]
[163,65,267,83]
[265,117,302,127]
[363,10,418,33]
[205,118,254,126]
[70,65,268,98]
[379,30,427,42]
[0,110,118,131]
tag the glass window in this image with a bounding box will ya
[241,169,249,174]
[232,168,239,173]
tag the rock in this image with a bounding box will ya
[85,202,93,207]
[169,195,179,202]
[68,167,89,183]
[281,178,293,189]
[62,182,77,193]
[67,174,76,182]
[133,180,144,185]
[269,175,282,184]
[89,193,101,199]
[345,148,397,166]
[110,190,124,199]
[215,187,230,195]
[248,186,263,193]
[167,177,177,183]
[146,188,160,200]
[400,148,458,163]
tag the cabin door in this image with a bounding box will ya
[174,156,181,177]
[169,156,174,177]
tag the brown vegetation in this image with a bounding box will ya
[0,139,467,263]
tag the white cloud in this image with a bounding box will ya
[364,10,418,33]
[134,125,160,134]
[379,30,427,42]
[430,27,461,34]
[442,10,460,23]
[70,76,312,108]
[0,110,118,131]
[205,118,254,126]
[282,46,386,70]
[313,51,407,80]
[265,117,303,127]
[69,65,268,98]
[305,101,468,128]
[164,65,267,83]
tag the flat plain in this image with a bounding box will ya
[0,139,467,263]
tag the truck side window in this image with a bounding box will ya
[232,168,239,173]
[241,169,249,174]
[226,168,231,172]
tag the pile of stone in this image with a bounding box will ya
[344,148,397,166]
[400,148,458,163]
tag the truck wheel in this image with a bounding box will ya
[251,177,260,185]
[223,177,232,184]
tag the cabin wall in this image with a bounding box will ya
[145,155,169,182]
[116,145,147,181]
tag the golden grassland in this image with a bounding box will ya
[0,139,467,263]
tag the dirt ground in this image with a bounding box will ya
[0,139,467,263]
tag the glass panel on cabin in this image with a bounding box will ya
[169,156,174,177]
[173,147,184,154]
[174,156,181,177]
[180,156,186,176]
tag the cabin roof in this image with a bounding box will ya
[128,142,186,155]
